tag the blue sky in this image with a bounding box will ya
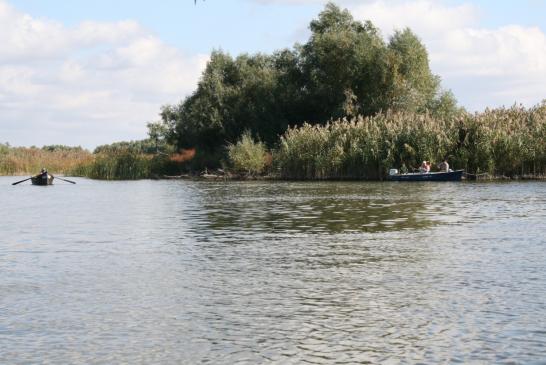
[8,0,322,54]
[10,0,546,53]
[2,0,546,148]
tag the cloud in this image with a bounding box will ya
[0,0,207,148]
[347,0,546,111]
[0,2,144,62]
[351,0,478,33]
[248,0,546,111]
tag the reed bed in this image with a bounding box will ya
[70,149,152,180]
[0,145,93,176]
[276,104,546,180]
[457,104,546,176]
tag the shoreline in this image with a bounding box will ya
[156,173,546,182]
[4,173,546,182]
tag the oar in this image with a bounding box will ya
[12,177,32,185]
[52,175,76,184]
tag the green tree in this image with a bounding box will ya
[383,28,438,111]
[299,3,386,120]
[157,2,459,166]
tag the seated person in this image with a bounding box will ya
[419,161,430,173]
[38,168,48,180]
[437,160,449,172]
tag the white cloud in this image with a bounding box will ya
[248,0,546,111]
[0,0,207,148]
[0,2,143,62]
[352,0,478,34]
[347,0,546,110]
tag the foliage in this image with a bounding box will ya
[94,138,173,155]
[41,145,85,152]
[152,2,458,155]
[228,131,269,176]
[0,143,10,155]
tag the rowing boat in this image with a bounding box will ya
[31,174,54,185]
[388,169,464,182]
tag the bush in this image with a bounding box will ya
[228,131,268,176]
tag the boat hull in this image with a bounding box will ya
[388,170,464,182]
[31,175,54,185]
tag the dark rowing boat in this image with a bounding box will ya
[388,169,464,182]
[31,174,54,185]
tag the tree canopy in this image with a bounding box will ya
[155,2,458,151]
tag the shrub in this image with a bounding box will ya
[228,131,268,176]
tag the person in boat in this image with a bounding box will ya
[419,161,430,173]
[38,168,48,181]
[437,159,449,172]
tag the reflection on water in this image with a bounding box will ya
[1,177,545,363]
[202,183,437,235]
[186,183,462,247]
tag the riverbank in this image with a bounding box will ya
[154,171,546,182]
[4,173,546,181]
[2,105,545,181]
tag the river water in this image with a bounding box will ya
[1,176,545,364]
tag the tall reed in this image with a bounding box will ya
[277,104,546,179]
[453,104,546,176]
[0,145,93,175]
[70,149,152,180]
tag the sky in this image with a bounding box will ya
[1,0,545,149]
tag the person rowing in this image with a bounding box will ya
[38,168,49,181]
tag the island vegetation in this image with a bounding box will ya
[2,3,545,180]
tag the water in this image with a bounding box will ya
[1,176,545,364]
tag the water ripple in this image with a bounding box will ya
[1,178,545,363]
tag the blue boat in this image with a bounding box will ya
[388,169,464,181]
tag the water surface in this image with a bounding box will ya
[1,177,545,363]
